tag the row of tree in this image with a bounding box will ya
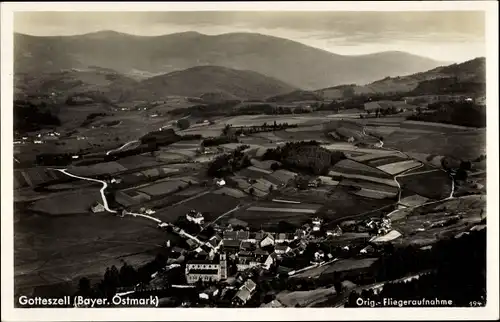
[262,141,346,175]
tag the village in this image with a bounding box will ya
[85,191,402,308]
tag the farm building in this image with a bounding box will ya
[91,202,105,213]
[186,210,204,225]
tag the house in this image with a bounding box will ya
[186,210,204,224]
[294,229,306,239]
[195,244,215,260]
[185,254,227,284]
[314,250,325,262]
[275,244,292,255]
[236,230,250,241]
[240,241,255,252]
[222,239,241,252]
[232,279,257,306]
[360,245,375,254]
[223,231,238,240]
[312,217,323,226]
[216,178,226,187]
[263,253,278,270]
[275,233,294,243]
[254,248,269,259]
[326,226,342,237]
[236,253,261,272]
[207,234,222,248]
[186,239,198,249]
[91,202,105,213]
[260,234,275,248]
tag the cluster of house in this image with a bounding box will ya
[365,217,392,235]
[14,131,61,145]
[183,224,315,283]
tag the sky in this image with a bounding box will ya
[14,11,486,62]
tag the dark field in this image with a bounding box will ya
[384,129,486,161]
[399,170,453,200]
[154,192,241,223]
[14,210,170,297]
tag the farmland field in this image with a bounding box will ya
[14,209,168,297]
[332,159,392,178]
[391,195,485,247]
[154,193,240,223]
[339,179,398,195]
[231,209,312,228]
[366,155,409,167]
[237,167,270,180]
[285,124,325,132]
[328,170,397,187]
[28,188,101,215]
[138,179,189,196]
[116,155,162,169]
[350,151,396,162]
[384,130,485,160]
[354,189,397,199]
[399,194,429,207]
[377,160,422,175]
[276,286,337,307]
[399,170,453,200]
[318,186,396,225]
[212,187,247,198]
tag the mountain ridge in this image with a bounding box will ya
[14,31,445,89]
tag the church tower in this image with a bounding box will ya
[219,253,227,280]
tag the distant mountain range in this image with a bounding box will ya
[15,30,446,90]
[315,57,486,100]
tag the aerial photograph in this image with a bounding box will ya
[11,9,487,309]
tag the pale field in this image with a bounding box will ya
[354,188,397,199]
[377,160,422,175]
[399,194,429,207]
[328,170,398,187]
[370,230,403,243]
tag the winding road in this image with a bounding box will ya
[53,168,211,248]
[106,140,140,156]
[53,169,117,213]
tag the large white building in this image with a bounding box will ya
[185,254,227,284]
